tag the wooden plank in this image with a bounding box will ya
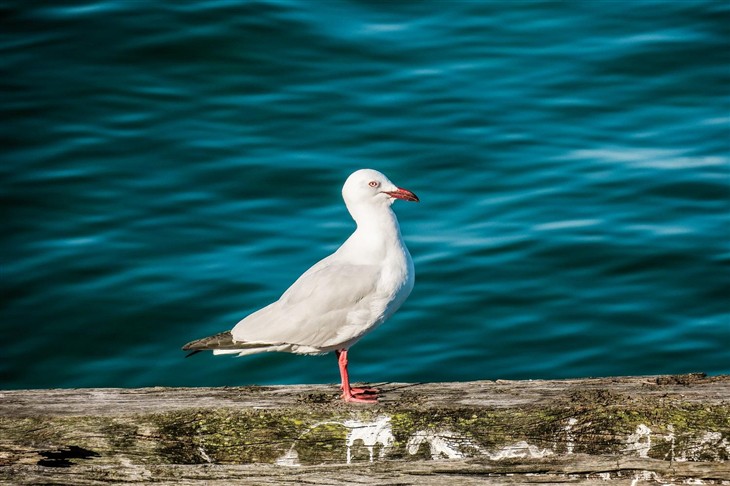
[1,374,728,484]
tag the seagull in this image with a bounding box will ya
[182,169,419,403]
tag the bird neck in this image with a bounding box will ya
[342,205,404,261]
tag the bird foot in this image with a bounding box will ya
[342,391,379,403]
[343,386,379,396]
[340,384,379,403]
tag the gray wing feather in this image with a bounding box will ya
[231,259,381,348]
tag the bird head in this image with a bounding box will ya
[342,169,419,211]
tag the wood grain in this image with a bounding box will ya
[1,374,728,484]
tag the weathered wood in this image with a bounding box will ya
[1,374,728,485]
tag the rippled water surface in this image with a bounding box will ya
[2,1,729,389]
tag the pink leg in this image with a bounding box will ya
[336,349,378,403]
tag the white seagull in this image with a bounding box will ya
[183,169,419,403]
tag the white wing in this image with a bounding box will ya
[231,256,382,350]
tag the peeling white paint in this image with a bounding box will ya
[625,424,652,458]
[406,430,474,459]
[197,446,212,464]
[275,420,343,467]
[565,417,578,454]
[665,428,730,462]
[665,424,675,462]
[485,440,553,460]
[630,470,658,485]
[621,423,729,463]
[406,431,553,461]
[275,448,300,467]
[273,414,728,468]
[342,416,394,464]
[679,431,730,462]
[275,416,394,466]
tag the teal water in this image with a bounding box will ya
[2,1,729,390]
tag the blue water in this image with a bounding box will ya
[2,1,729,390]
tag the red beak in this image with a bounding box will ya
[385,187,419,202]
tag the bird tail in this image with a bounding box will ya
[182,331,274,358]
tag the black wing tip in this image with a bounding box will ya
[181,341,197,351]
[182,330,235,357]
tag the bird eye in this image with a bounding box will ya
[368,181,379,187]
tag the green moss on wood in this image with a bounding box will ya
[152,408,355,464]
[1,386,728,467]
